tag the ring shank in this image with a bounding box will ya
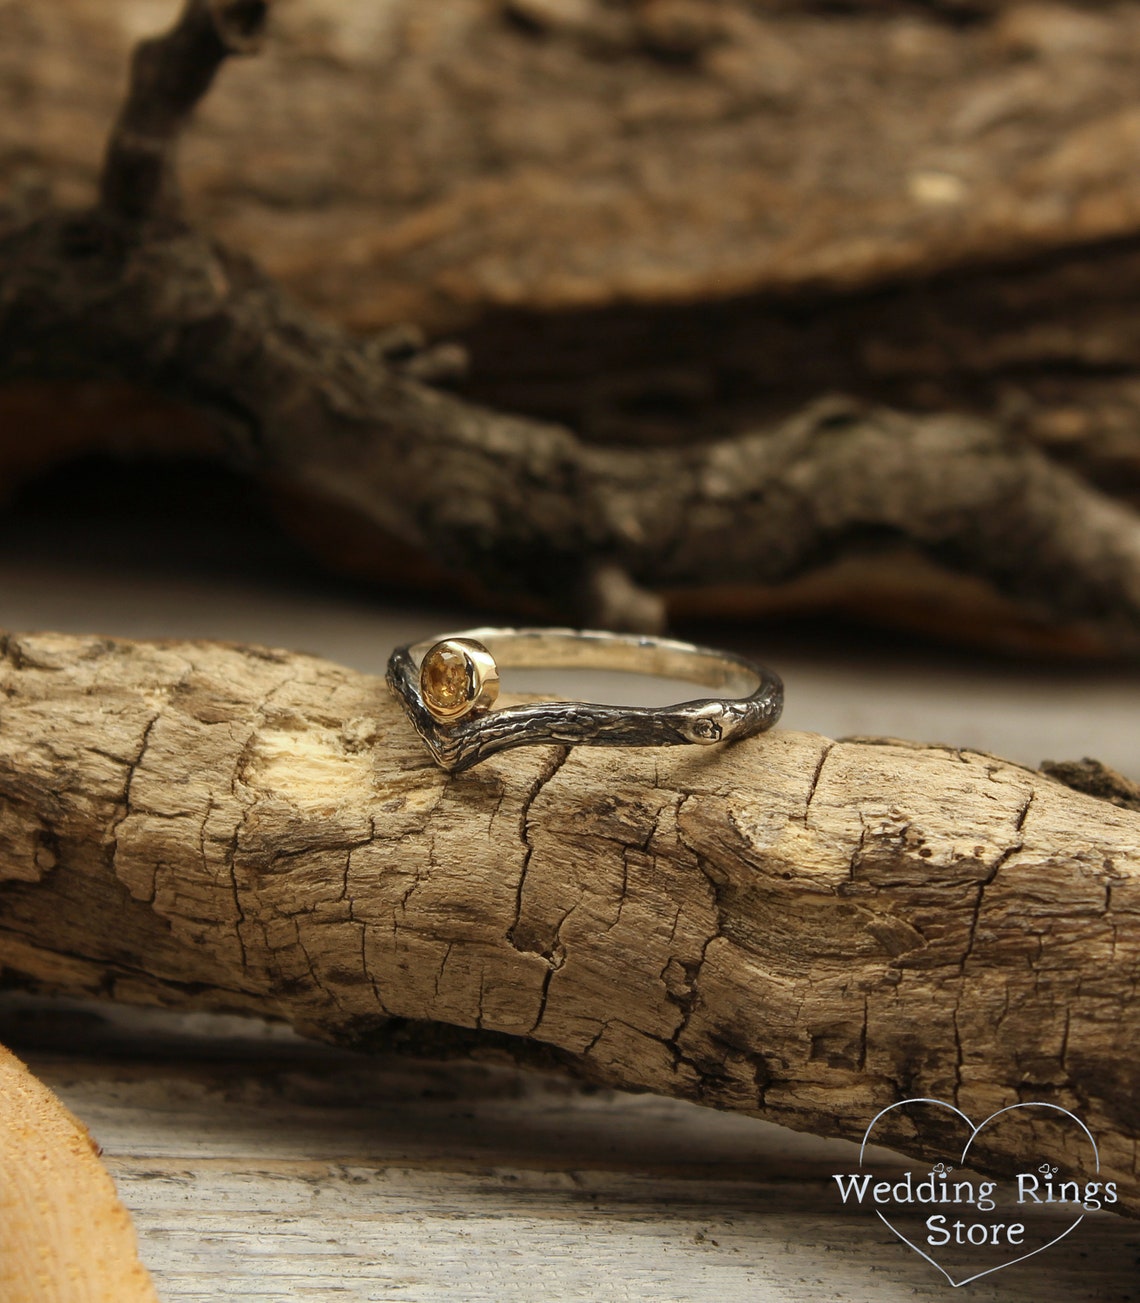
[390,626,782,772]
[407,627,760,697]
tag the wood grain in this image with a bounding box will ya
[0,1039,157,1302]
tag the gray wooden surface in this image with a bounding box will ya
[2,996,1138,1303]
[1,562,1138,1300]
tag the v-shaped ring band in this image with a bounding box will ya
[387,627,783,773]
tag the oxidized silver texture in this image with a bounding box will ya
[387,627,783,773]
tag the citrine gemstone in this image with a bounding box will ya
[421,644,472,713]
[418,637,499,724]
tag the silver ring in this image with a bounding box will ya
[386,627,783,773]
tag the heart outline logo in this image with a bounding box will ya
[859,1098,1100,1288]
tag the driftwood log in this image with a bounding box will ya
[0,629,1137,1217]
[3,2,1140,650]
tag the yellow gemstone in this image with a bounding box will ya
[421,643,473,713]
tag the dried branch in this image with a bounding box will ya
[4,210,1140,640]
[99,0,272,224]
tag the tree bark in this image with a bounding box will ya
[0,630,1137,1214]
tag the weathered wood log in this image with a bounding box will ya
[0,629,1136,1216]
[0,1041,158,1302]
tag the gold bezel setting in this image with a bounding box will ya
[418,637,501,724]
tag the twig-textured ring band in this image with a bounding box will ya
[387,627,783,773]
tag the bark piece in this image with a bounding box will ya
[0,630,1136,1216]
[9,0,1140,491]
[0,1041,158,1302]
[6,1,1140,331]
[1041,756,1140,812]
